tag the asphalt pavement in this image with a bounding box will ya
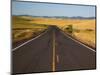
[12,26,96,74]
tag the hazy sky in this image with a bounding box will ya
[12,1,96,17]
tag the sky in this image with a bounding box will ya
[12,1,96,17]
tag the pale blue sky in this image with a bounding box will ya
[12,1,96,17]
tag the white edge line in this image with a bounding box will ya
[12,30,48,51]
[61,31,96,52]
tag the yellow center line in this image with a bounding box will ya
[52,30,56,72]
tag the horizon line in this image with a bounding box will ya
[12,14,95,18]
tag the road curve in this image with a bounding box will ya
[12,26,96,74]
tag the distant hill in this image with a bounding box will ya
[12,15,96,19]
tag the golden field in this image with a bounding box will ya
[12,16,49,43]
[73,30,95,48]
[29,17,96,48]
[12,16,96,48]
[29,18,95,29]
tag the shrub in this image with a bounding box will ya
[65,25,73,34]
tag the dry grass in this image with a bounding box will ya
[12,16,96,48]
[12,16,49,43]
[30,18,95,28]
[30,18,96,48]
[73,30,95,48]
[13,29,46,43]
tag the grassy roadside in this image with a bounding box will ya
[63,25,96,48]
[12,16,49,43]
[73,30,95,48]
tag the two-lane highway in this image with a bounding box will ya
[12,26,96,74]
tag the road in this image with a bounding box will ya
[12,26,96,74]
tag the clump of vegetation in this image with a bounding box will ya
[65,25,73,34]
[13,28,47,43]
[85,29,94,32]
[73,29,80,33]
